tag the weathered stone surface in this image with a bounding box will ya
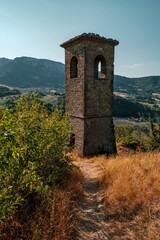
[61,33,118,156]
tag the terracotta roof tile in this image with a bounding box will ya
[60,33,119,48]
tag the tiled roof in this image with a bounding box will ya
[60,33,119,48]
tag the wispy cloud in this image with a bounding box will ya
[128,63,145,69]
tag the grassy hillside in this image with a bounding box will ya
[114,75,160,94]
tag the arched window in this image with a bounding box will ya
[94,55,106,79]
[70,56,78,78]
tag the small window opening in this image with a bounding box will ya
[69,133,75,148]
[70,56,78,78]
[98,61,102,78]
[94,55,106,79]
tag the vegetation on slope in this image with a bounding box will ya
[0,86,20,97]
[43,93,160,120]
[114,75,160,94]
[0,92,160,239]
[113,95,159,119]
[115,120,160,151]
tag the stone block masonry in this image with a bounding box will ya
[61,33,119,156]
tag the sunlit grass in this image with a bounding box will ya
[99,151,160,239]
[72,149,160,239]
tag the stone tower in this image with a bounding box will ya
[60,33,119,156]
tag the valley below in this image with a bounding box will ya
[0,57,160,239]
[0,56,160,120]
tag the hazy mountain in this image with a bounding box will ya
[0,57,159,93]
[0,58,11,67]
[114,75,160,93]
[0,57,64,88]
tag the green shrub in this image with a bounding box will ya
[115,122,160,151]
[0,95,72,221]
[115,125,148,150]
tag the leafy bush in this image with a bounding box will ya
[0,94,72,221]
[115,125,148,150]
[115,121,160,151]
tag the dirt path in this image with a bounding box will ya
[74,160,110,240]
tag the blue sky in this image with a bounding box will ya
[0,0,160,77]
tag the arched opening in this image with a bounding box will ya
[69,133,75,148]
[98,61,102,78]
[94,55,106,79]
[70,56,78,78]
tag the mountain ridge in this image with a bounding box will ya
[114,75,160,93]
[0,57,64,88]
[0,57,160,92]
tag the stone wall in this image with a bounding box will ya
[84,117,116,156]
[65,46,85,117]
[63,36,117,156]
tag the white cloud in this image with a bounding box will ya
[128,63,145,69]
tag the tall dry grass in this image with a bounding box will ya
[100,151,160,239]
[0,168,83,240]
[102,152,160,214]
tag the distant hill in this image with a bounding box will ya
[0,86,20,98]
[114,75,160,94]
[113,95,158,119]
[0,58,11,67]
[0,57,159,94]
[0,57,64,88]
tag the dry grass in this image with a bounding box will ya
[0,168,83,240]
[99,151,160,239]
[72,149,160,239]
[1,150,159,240]
[102,152,160,214]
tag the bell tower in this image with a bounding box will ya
[60,33,119,156]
